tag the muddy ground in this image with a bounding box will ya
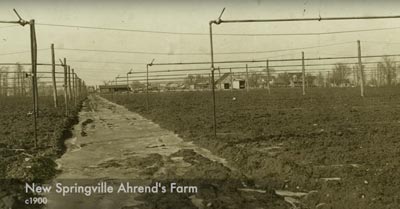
[107,87,400,209]
[44,95,291,209]
[0,97,81,209]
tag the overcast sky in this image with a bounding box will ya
[1,0,400,85]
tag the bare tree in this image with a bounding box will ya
[248,72,263,88]
[15,63,24,96]
[184,74,209,86]
[0,67,9,96]
[316,72,325,87]
[377,57,397,86]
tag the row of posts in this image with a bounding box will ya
[56,53,87,116]
[209,40,366,138]
[210,40,365,97]
[1,14,87,149]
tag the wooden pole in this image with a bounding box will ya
[67,66,72,102]
[245,64,249,92]
[77,77,81,100]
[230,68,233,91]
[83,81,87,97]
[146,64,149,111]
[211,69,216,137]
[209,73,211,90]
[266,60,271,94]
[377,64,380,87]
[72,69,76,105]
[21,71,25,96]
[218,67,221,90]
[15,71,19,96]
[357,40,365,97]
[29,19,38,148]
[63,58,69,116]
[302,51,306,96]
[51,44,58,107]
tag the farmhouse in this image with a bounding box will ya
[232,79,246,89]
[215,73,232,89]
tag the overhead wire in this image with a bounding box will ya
[36,22,400,37]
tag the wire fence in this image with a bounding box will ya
[109,53,399,93]
[0,64,86,100]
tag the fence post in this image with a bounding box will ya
[209,73,211,90]
[76,75,79,101]
[230,68,233,91]
[357,40,365,97]
[211,69,217,137]
[245,64,249,92]
[83,81,87,97]
[218,67,221,90]
[146,64,149,111]
[63,58,69,116]
[78,77,81,100]
[51,44,58,107]
[302,51,306,96]
[67,65,72,102]
[72,69,76,106]
[29,19,38,147]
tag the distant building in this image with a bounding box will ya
[215,73,232,89]
[99,84,130,93]
[232,79,246,89]
[214,73,247,90]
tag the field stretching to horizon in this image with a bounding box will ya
[105,87,400,209]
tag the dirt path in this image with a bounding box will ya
[46,96,278,209]
[43,95,296,209]
[44,95,236,209]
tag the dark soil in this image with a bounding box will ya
[106,87,400,209]
[0,96,83,209]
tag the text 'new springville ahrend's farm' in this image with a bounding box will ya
[25,182,198,196]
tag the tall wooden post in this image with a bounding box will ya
[302,51,306,96]
[376,64,380,87]
[211,69,216,137]
[72,69,76,106]
[67,66,72,102]
[146,64,149,111]
[83,81,87,97]
[230,68,233,91]
[51,44,58,107]
[63,58,69,116]
[218,67,221,90]
[266,60,271,94]
[245,64,249,92]
[21,71,25,96]
[76,77,80,100]
[207,73,210,90]
[29,19,38,147]
[357,40,365,97]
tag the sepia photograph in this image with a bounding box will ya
[1,0,400,208]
